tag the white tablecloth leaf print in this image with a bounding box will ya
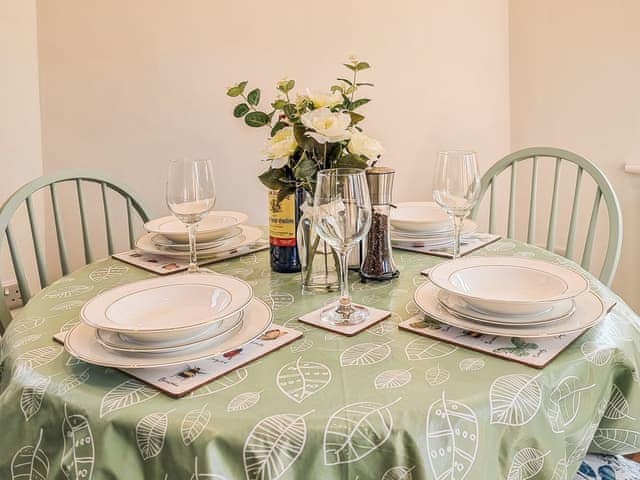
[426,392,478,480]
[340,342,392,367]
[425,365,450,386]
[323,398,400,466]
[592,428,640,453]
[11,428,49,480]
[227,392,262,413]
[136,410,172,460]
[51,300,85,312]
[290,338,313,354]
[506,448,549,480]
[12,316,45,334]
[61,404,95,480]
[459,358,485,372]
[405,339,457,361]
[11,334,42,350]
[89,265,129,282]
[581,341,614,366]
[381,465,415,480]
[190,368,248,399]
[374,369,412,390]
[550,458,567,480]
[57,368,91,396]
[44,285,94,299]
[603,385,636,420]
[181,405,212,446]
[243,411,311,480]
[490,374,542,426]
[100,379,160,418]
[15,345,63,377]
[191,455,227,480]
[20,372,50,421]
[547,376,595,433]
[277,357,331,403]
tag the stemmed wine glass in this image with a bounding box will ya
[313,169,372,324]
[432,151,481,259]
[166,159,216,272]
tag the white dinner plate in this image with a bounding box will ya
[390,201,450,232]
[437,289,576,325]
[391,221,477,246]
[96,310,244,353]
[80,272,252,338]
[150,227,242,251]
[66,298,272,368]
[144,210,248,243]
[414,282,606,337]
[136,225,263,259]
[428,256,588,315]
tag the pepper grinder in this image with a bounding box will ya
[361,166,400,280]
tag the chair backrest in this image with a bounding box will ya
[470,147,622,286]
[0,169,151,332]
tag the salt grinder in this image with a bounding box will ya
[361,166,400,280]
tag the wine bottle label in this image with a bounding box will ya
[269,190,296,247]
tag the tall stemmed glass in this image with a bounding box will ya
[166,159,216,273]
[432,151,481,259]
[314,169,372,324]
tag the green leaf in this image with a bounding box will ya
[233,103,250,118]
[343,63,356,71]
[258,167,287,190]
[277,79,296,93]
[244,111,270,127]
[356,82,375,87]
[293,152,317,180]
[270,121,288,136]
[272,99,287,110]
[336,154,368,169]
[283,103,297,119]
[277,184,296,204]
[350,98,371,110]
[247,88,261,106]
[341,94,351,109]
[337,77,353,86]
[330,85,344,93]
[226,81,248,97]
[355,61,371,71]
[348,112,365,125]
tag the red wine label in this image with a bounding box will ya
[269,190,296,247]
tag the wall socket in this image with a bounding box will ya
[3,282,23,310]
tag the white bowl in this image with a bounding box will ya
[390,202,450,232]
[428,257,589,316]
[144,210,248,243]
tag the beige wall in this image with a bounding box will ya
[0,0,43,283]
[35,0,511,271]
[509,0,640,308]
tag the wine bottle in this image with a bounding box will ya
[268,188,303,273]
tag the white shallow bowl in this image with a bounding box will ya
[414,282,606,337]
[429,257,588,316]
[80,272,252,341]
[144,210,248,243]
[150,227,241,251]
[136,225,262,259]
[437,289,575,325]
[96,309,244,352]
[66,298,272,368]
[390,202,450,232]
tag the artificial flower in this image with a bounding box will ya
[301,108,351,144]
[264,126,297,159]
[306,89,343,108]
[347,130,385,159]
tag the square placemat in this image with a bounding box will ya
[299,303,392,336]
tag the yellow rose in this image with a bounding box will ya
[300,108,352,144]
[264,126,297,160]
[347,130,385,159]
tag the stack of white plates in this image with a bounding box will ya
[415,257,606,337]
[138,211,262,258]
[390,201,477,248]
[64,273,272,368]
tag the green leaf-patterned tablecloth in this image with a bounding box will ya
[1,240,639,480]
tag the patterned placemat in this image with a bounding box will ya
[53,324,303,398]
[299,303,392,336]
[113,240,268,274]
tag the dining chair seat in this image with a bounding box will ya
[0,169,150,333]
[471,147,623,286]
[576,454,640,479]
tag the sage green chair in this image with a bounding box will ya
[471,147,622,286]
[0,170,150,333]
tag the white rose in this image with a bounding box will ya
[264,126,297,160]
[347,130,385,159]
[301,107,352,144]
[306,89,343,108]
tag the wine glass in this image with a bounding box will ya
[432,151,481,259]
[313,169,372,324]
[166,159,216,272]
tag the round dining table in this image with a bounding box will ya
[1,239,639,480]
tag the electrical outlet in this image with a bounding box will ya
[3,282,23,310]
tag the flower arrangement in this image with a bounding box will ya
[226,57,384,203]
